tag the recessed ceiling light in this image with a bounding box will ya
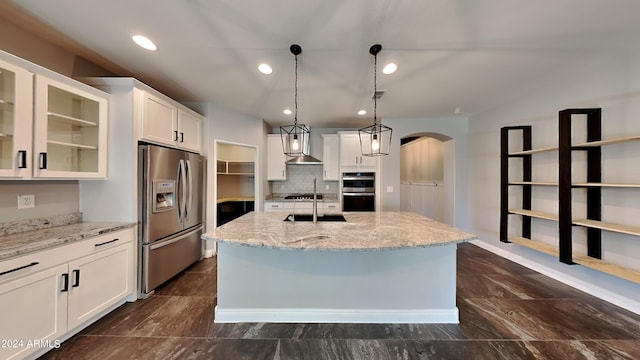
[132,35,157,51]
[383,63,397,74]
[283,109,292,115]
[358,110,367,115]
[258,63,273,74]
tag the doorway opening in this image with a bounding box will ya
[214,141,257,227]
[400,133,455,225]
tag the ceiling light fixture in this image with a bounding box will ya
[258,63,273,74]
[132,35,157,51]
[359,44,392,156]
[283,109,292,115]
[358,110,367,115]
[280,44,310,156]
[383,63,398,74]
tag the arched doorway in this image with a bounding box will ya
[400,133,454,225]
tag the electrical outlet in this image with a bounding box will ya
[325,185,330,190]
[17,194,35,209]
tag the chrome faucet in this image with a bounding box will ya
[313,177,318,223]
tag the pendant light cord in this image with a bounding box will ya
[294,54,298,126]
[373,51,377,126]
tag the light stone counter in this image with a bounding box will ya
[0,216,136,261]
[205,211,477,324]
[202,211,476,251]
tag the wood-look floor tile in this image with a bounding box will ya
[458,273,586,300]
[464,298,640,341]
[40,336,279,360]
[457,242,494,258]
[278,339,534,360]
[524,340,640,360]
[185,256,217,274]
[154,271,217,297]
[457,255,538,276]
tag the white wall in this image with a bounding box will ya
[380,117,469,229]
[468,51,640,312]
[205,104,269,232]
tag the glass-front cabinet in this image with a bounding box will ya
[0,59,33,178]
[33,75,108,178]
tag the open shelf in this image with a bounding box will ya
[573,182,640,188]
[508,146,558,156]
[502,109,640,284]
[48,112,97,127]
[509,236,640,284]
[508,236,558,257]
[573,135,640,148]
[217,160,254,175]
[572,255,640,284]
[572,219,640,237]
[509,208,559,221]
[47,140,97,150]
[509,181,558,186]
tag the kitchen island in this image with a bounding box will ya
[202,211,476,324]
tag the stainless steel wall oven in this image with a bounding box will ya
[342,172,375,211]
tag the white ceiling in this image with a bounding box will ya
[7,0,640,128]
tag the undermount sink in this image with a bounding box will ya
[283,214,347,222]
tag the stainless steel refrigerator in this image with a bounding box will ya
[138,144,205,298]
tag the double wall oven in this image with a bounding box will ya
[342,172,375,211]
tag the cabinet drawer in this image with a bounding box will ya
[0,228,134,285]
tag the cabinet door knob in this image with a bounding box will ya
[174,130,179,141]
[180,132,184,143]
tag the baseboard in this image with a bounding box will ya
[214,306,459,324]
[471,239,640,315]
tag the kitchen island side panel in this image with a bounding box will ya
[215,242,458,323]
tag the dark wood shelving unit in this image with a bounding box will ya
[558,108,602,264]
[500,108,640,284]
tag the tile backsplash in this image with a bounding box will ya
[270,164,339,195]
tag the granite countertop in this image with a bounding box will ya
[202,211,476,251]
[0,217,136,261]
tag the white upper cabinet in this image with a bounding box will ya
[339,133,377,169]
[177,109,203,152]
[140,91,177,146]
[322,134,340,180]
[32,74,108,179]
[0,58,33,178]
[267,134,287,180]
[140,91,203,153]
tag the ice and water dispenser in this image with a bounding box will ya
[152,180,175,213]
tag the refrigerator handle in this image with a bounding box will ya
[177,159,187,222]
[185,159,193,221]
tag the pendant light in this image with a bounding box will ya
[359,44,392,156]
[280,44,310,157]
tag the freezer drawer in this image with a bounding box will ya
[140,226,203,297]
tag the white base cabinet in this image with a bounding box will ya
[0,228,135,360]
[0,264,67,360]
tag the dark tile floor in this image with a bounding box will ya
[40,243,640,359]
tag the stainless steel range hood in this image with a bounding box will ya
[286,154,322,165]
